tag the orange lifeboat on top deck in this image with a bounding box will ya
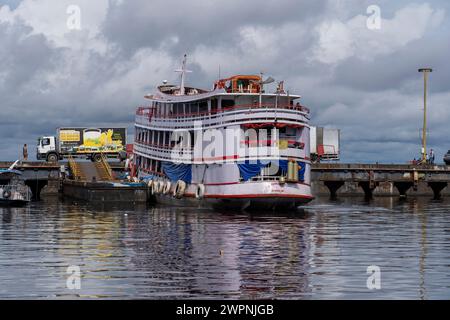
[214,75,262,94]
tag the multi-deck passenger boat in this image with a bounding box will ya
[134,56,313,210]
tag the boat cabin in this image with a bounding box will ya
[215,75,261,93]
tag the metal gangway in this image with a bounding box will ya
[67,155,115,182]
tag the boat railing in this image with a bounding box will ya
[135,102,310,119]
[134,141,307,165]
[135,138,305,150]
[240,175,308,184]
[135,109,309,131]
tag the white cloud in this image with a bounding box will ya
[312,3,445,64]
[0,0,449,163]
[0,0,109,51]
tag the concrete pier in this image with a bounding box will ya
[311,163,450,198]
[3,161,450,201]
[0,161,60,199]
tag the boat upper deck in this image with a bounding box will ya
[144,74,301,102]
[137,73,309,126]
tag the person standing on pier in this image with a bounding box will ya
[22,144,28,161]
[429,149,435,164]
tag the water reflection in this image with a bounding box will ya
[1,196,450,299]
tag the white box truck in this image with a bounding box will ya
[310,127,340,162]
[37,127,127,162]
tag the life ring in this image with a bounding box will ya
[152,180,159,194]
[173,180,187,199]
[163,181,171,195]
[2,189,11,199]
[148,180,155,195]
[155,180,163,194]
[158,180,165,194]
[195,184,205,199]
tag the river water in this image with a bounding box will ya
[1,196,449,299]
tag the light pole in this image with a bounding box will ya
[418,68,432,163]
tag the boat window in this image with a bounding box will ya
[222,100,235,109]
[236,79,251,92]
[211,99,218,112]
[199,101,208,114]
[285,127,296,137]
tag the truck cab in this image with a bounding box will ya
[37,136,59,162]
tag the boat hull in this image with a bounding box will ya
[152,180,314,211]
[154,194,312,211]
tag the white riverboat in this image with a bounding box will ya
[133,56,313,210]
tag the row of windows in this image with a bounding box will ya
[135,155,163,174]
[149,99,236,117]
[135,126,304,151]
[142,98,307,120]
[135,128,193,147]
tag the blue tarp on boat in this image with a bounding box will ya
[298,161,306,182]
[162,162,192,183]
[278,160,288,175]
[0,169,22,175]
[277,160,306,182]
[140,174,157,182]
[237,160,271,181]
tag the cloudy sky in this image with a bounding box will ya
[0,0,449,162]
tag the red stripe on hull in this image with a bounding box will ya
[204,194,314,200]
[204,182,311,187]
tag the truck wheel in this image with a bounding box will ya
[47,153,58,162]
[92,154,102,162]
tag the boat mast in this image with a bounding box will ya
[175,54,192,96]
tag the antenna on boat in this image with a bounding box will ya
[255,72,275,107]
[175,54,192,95]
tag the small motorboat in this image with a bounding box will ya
[0,161,32,206]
